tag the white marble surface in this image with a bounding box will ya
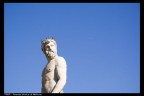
[41,38,67,93]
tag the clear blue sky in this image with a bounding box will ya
[4,3,140,93]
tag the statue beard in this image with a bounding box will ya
[46,51,56,58]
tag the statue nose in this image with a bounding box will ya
[49,46,52,50]
[49,47,52,51]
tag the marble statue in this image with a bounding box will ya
[41,37,67,93]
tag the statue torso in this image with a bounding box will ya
[42,59,59,92]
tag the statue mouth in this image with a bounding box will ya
[47,51,55,57]
[48,50,54,53]
[48,51,53,54]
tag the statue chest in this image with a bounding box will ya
[45,60,57,73]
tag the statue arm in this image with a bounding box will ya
[41,67,46,93]
[52,57,67,93]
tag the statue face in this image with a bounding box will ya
[45,41,57,58]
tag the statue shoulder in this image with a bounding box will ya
[56,56,67,67]
[57,56,66,61]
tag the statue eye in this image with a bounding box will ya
[46,46,50,50]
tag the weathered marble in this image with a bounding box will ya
[41,37,67,93]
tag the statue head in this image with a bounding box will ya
[41,37,57,58]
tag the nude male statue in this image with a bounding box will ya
[41,37,67,93]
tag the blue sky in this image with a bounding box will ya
[4,3,140,93]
